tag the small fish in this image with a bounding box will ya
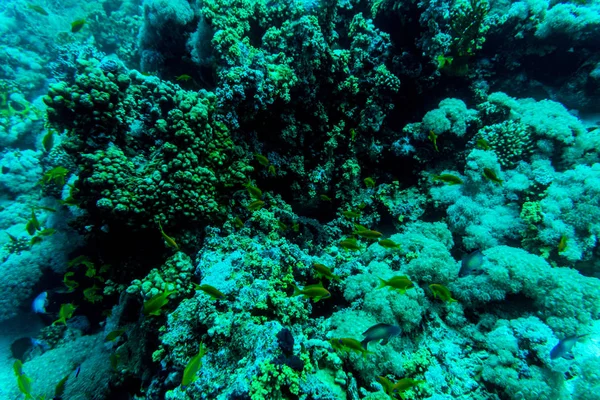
[350,128,357,141]
[313,263,341,281]
[59,196,79,207]
[342,210,361,219]
[158,221,179,250]
[233,217,244,229]
[29,235,43,246]
[182,343,207,387]
[176,74,192,82]
[291,282,331,302]
[353,223,368,231]
[74,364,81,378]
[42,130,54,152]
[320,194,332,202]
[550,335,587,360]
[244,183,262,200]
[255,154,269,166]
[54,374,69,398]
[25,221,36,236]
[38,228,56,236]
[476,138,490,151]
[339,237,362,251]
[14,360,32,398]
[377,239,400,249]
[558,235,568,253]
[329,338,370,357]
[377,276,414,293]
[53,303,77,325]
[13,359,24,376]
[110,353,120,370]
[143,289,176,316]
[428,130,439,152]
[364,177,375,188]
[277,221,288,231]
[268,165,276,175]
[5,232,18,242]
[483,168,503,185]
[105,329,125,342]
[63,271,79,292]
[377,376,395,396]
[30,338,49,353]
[436,54,453,69]
[459,250,485,277]
[194,283,225,300]
[29,208,41,233]
[292,223,300,232]
[28,4,48,15]
[393,378,427,394]
[37,206,56,212]
[83,286,103,303]
[71,19,85,33]
[32,291,48,314]
[247,199,265,211]
[429,284,457,302]
[433,174,463,185]
[352,229,383,239]
[361,323,401,350]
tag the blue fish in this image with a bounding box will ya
[360,323,401,350]
[459,250,485,277]
[32,291,48,314]
[550,335,586,360]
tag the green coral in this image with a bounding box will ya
[127,252,195,298]
[45,61,252,231]
[250,361,301,400]
[520,201,543,226]
[450,0,490,58]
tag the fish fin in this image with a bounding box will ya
[380,338,389,345]
[291,284,301,297]
[360,339,369,350]
[313,296,321,303]
[563,352,574,360]
[376,277,387,289]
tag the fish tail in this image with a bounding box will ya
[376,277,387,289]
[291,284,302,297]
[360,338,369,350]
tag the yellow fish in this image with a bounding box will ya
[428,130,439,152]
[71,19,85,33]
[291,282,331,302]
[158,221,179,250]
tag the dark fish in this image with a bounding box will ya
[74,364,81,378]
[459,250,485,277]
[550,335,586,360]
[28,4,49,15]
[71,19,85,33]
[361,323,401,350]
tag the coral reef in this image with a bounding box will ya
[0,0,598,399]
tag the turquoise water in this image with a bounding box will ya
[0,0,599,399]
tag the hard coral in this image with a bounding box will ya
[45,60,251,229]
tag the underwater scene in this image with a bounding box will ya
[0,0,600,399]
